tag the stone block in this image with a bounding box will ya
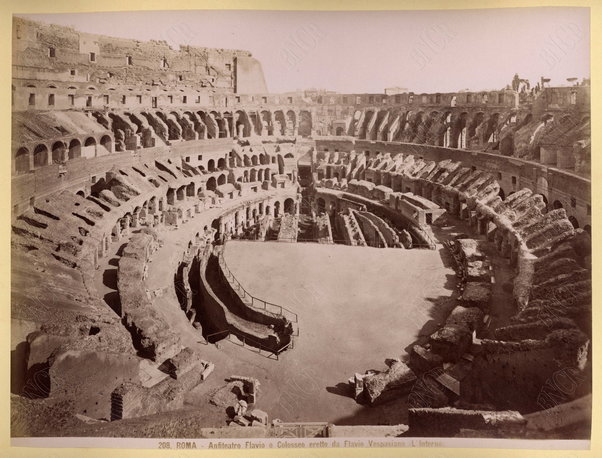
[249,409,268,425]
[429,326,472,362]
[200,361,215,381]
[363,361,417,405]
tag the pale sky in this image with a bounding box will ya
[18,8,590,94]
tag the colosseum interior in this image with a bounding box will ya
[9,13,592,444]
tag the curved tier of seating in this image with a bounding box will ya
[11,134,591,435]
[309,143,590,421]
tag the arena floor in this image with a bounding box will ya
[208,241,458,425]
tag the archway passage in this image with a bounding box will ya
[274,201,281,217]
[206,176,217,192]
[284,198,295,214]
[298,111,312,137]
[33,144,48,168]
[568,216,580,229]
[552,200,563,210]
[52,142,65,163]
[69,139,81,159]
[100,135,113,153]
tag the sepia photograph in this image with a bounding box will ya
[8,4,593,452]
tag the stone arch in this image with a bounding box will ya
[33,144,48,167]
[452,112,468,148]
[217,174,227,186]
[198,111,217,139]
[100,135,113,153]
[568,216,579,229]
[209,112,225,139]
[68,139,81,159]
[260,110,273,135]
[84,137,96,147]
[52,141,65,163]
[206,176,217,191]
[498,188,506,200]
[284,198,295,214]
[235,110,251,137]
[166,188,176,205]
[358,110,374,139]
[15,147,30,173]
[250,168,257,182]
[468,112,485,139]
[286,110,296,134]
[208,159,216,172]
[274,201,281,217]
[298,110,312,137]
[552,200,563,209]
[217,158,226,170]
[583,225,591,236]
[274,110,286,135]
[186,182,195,197]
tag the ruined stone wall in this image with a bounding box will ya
[13,17,245,93]
[461,331,590,413]
[314,139,590,230]
[117,231,181,361]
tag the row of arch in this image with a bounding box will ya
[14,135,113,173]
[361,153,590,236]
[211,197,297,240]
[351,108,511,148]
[93,108,313,143]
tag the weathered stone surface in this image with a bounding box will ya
[362,361,417,405]
[409,407,526,437]
[26,332,70,371]
[48,350,141,419]
[429,326,472,362]
[162,347,197,379]
[465,260,491,282]
[461,282,492,309]
[445,306,484,333]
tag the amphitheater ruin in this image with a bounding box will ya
[10,15,591,442]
